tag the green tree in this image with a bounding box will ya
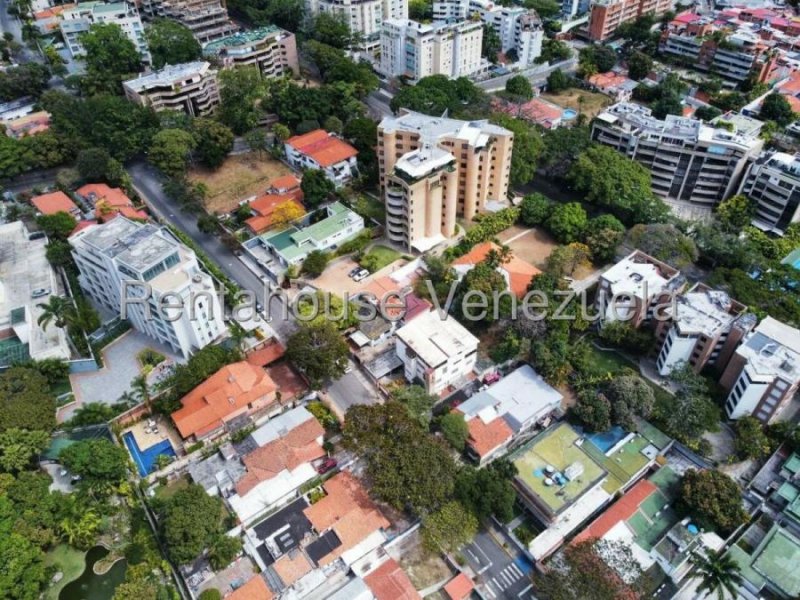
[627,51,653,80]
[0,429,49,473]
[490,328,522,363]
[167,345,242,399]
[323,115,343,134]
[583,214,625,263]
[733,417,771,460]
[36,296,76,330]
[689,550,743,600]
[286,322,349,388]
[579,45,617,74]
[716,194,755,232]
[536,38,571,64]
[523,0,560,18]
[454,461,517,522]
[439,412,469,451]
[506,75,533,99]
[272,123,291,143]
[489,113,542,186]
[75,147,129,189]
[760,93,796,126]
[390,75,487,118]
[0,63,50,101]
[145,19,201,69]
[244,128,267,156]
[547,202,588,243]
[301,250,330,278]
[79,23,142,95]
[113,580,159,600]
[162,484,225,565]
[604,375,655,430]
[300,169,335,208]
[0,368,56,432]
[60,438,129,485]
[519,193,553,226]
[409,0,433,19]
[421,501,478,553]
[679,469,748,534]
[36,211,77,240]
[392,385,436,428]
[573,391,612,432]
[0,532,47,600]
[227,0,304,31]
[546,68,571,92]
[626,223,698,268]
[192,119,234,169]
[218,67,264,135]
[546,242,591,278]
[312,13,356,49]
[148,128,196,177]
[208,535,242,570]
[197,590,222,600]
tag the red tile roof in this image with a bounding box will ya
[77,183,132,208]
[572,479,658,544]
[444,573,474,600]
[71,219,97,234]
[235,416,325,495]
[363,558,420,600]
[246,341,285,367]
[226,574,273,600]
[273,551,313,586]
[269,174,301,193]
[171,361,277,439]
[452,241,540,297]
[286,129,358,168]
[460,410,513,459]
[588,71,632,90]
[31,191,79,216]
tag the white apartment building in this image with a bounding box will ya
[380,18,485,81]
[395,309,479,394]
[123,61,220,117]
[654,283,755,376]
[60,1,150,61]
[592,103,763,211]
[70,217,228,359]
[305,0,408,51]
[433,0,543,65]
[720,317,800,423]
[740,152,800,236]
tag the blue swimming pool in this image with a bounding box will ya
[587,425,627,453]
[123,432,176,477]
[562,108,578,120]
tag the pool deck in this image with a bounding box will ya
[124,415,183,455]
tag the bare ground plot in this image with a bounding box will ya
[188,153,295,214]
[541,89,612,119]
[497,225,557,269]
[389,530,454,590]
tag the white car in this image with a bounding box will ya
[353,269,370,282]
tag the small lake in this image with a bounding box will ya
[60,546,127,600]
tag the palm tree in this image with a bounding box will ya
[37,296,76,329]
[131,374,150,407]
[689,550,743,600]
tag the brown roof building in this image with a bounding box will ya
[363,558,420,600]
[31,191,81,218]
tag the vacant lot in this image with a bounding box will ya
[542,89,612,119]
[498,225,557,269]
[189,153,295,213]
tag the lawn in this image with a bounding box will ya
[583,343,636,377]
[153,476,189,502]
[360,245,403,273]
[352,195,385,224]
[44,544,86,600]
[541,89,612,119]
[188,152,295,213]
[50,377,73,397]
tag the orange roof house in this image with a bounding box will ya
[31,191,80,218]
[77,183,147,222]
[226,574,273,600]
[363,558,420,600]
[269,174,301,193]
[303,471,390,566]
[458,409,514,462]
[572,479,658,545]
[3,110,50,139]
[452,241,541,298]
[245,175,305,235]
[443,573,474,600]
[171,361,278,440]
[285,129,358,168]
[273,551,313,587]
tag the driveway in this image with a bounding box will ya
[325,360,382,420]
[463,530,535,599]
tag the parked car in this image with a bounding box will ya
[348,266,362,278]
[31,288,50,298]
[483,372,501,385]
[353,269,369,282]
[317,457,337,475]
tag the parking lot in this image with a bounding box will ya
[463,530,534,599]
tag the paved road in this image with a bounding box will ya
[476,58,579,92]
[365,89,394,120]
[127,162,296,340]
[326,359,381,416]
[464,530,535,599]
[0,0,44,66]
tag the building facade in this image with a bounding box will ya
[305,0,408,51]
[139,0,236,42]
[379,19,485,81]
[740,152,800,236]
[123,61,220,117]
[588,0,673,42]
[720,316,800,423]
[60,1,150,61]
[592,103,763,211]
[69,217,229,358]
[377,110,513,251]
[202,26,299,79]
[654,283,755,376]
[284,130,359,186]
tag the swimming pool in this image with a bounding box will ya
[123,432,176,477]
[562,108,578,120]
[587,425,627,453]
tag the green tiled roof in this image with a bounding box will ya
[203,25,282,54]
[783,453,800,475]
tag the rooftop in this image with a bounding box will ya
[737,316,800,383]
[226,574,273,600]
[394,145,454,179]
[286,130,358,168]
[667,284,746,337]
[600,250,682,300]
[203,25,285,54]
[363,558,420,600]
[737,524,800,597]
[451,241,541,297]
[123,61,213,92]
[31,191,78,216]
[380,109,511,149]
[395,309,479,369]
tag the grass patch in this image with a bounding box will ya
[360,245,402,273]
[44,545,86,600]
[584,344,636,377]
[50,377,73,397]
[352,195,385,224]
[153,476,189,502]
[541,89,612,119]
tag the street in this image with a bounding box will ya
[463,530,535,599]
[475,58,579,92]
[326,360,381,416]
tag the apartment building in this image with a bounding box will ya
[284,129,359,186]
[305,0,408,51]
[595,250,685,328]
[139,0,236,42]
[740,152,800,236]
[202,26,299,79]
[395,308,479,394]
[60,1,150,61]
[377,110,513,251]
[563,0,591,18]
[69,217,228,358]
[123,61,220,117]
[720,316,800,423]
[380,19,485,81]
[588,0,673,42]
[655,283,755,376]
[592,103,763,211]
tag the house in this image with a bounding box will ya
[455,365,563,464]
[395,309,479,395]
[363,557,420,600]
[284,129,358,187]
[244,175,305,235]
[171,361,278,441]
[31,191,81,218]
[491,96,565,129]
[443,573,474,600]
[726,522,800,599]
[451,241,541,298]
[588,71,638,101]
[258,202,364,267]
[2,110,50,139]
[226,574,273,600]
[76,183,147,222]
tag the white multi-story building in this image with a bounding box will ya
[592,102,763,212]
[432,0,543,65]
[202,25,299,79]
[380,18,485,81]
[123,61,220,117]
[395,309,479,394]
[60,1,150,61]
[305,0,408,51]
[720,317,800,423]
[69,217,228,358]
[740,152,800,236]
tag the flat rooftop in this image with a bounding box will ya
[738,316,800,382]
[395,309,478,369]
[203,25,284,54]
[380,109,510,148]
[752,525,800,597]
[124,61,211,92]
[74,218,180,272]
[668,288,742,337]
[601,251,680,300]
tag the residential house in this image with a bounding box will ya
[76,183,147,222]
[31,191,81,219]
[362,557,420,600]
[244,175,304,235]
[284,130,358,187]
[2,110,50,139]
[588,71,638,101]
[451,241,541,298]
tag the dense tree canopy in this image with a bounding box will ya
[162,484,226,564]
[0,429,50,474]
[734,417,771,460]
[392,385,437,428]
[145,19,201,69]
[627,51,653,80]
[286,322,349,388]
[218,67,264,135]
[60,439,129,486]
[626,223,698,268]
[505,75,533,99]
[490,113,542,186]
[421,501,478,553]
[0,368,56,433]
[715,194,755,232]
[148,128,196,178]
[439,412,469,451]
[79,23,142,95]
[454,460,517,522]
[760,93,796,126]
[391,75,488,117]
[547,202,587,244]
[301,169,335,208]
[680,469,748,534]
[192,118,234,169]
[227,0,304,32]
[0,63,50,101]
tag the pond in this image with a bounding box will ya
[60,546,127,600]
